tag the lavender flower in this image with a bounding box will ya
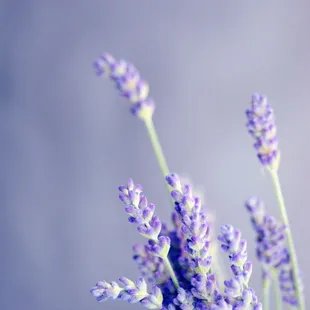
[166,174,216,297]
[93,53,155,120]
[218,224,262,309]
[245,93,279,168]
[245,196,298,306]
[119,178,171,258]
[90,277,163,309]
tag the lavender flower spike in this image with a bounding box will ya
[166,173,219,304]
[245,93,279,169]
[119,178,179,288]
[218,224,262,309]
[93,53,155,120]
[245,196,299,306]
[245,94,304,309]
[90,277,163,309]
[119,179,168,252]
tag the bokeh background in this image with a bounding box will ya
[1,1,310,309]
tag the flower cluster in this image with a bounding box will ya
[93,53,154,120]
[245,197,298,306]
[90,175,261,309]
[89,53,304,310]
[245,93,279,168]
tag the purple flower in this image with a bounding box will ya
[166,173,221,304]
[218,224,262,309]
[245,93,279,167]
[133,243,169,285]
[90,277,163,309]
[91,178,262,310]
[245,197,298,306]
[173,288,194,310]
[93,53,155,120]
[119,179,171,259]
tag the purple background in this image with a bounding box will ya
[1,1,310,309]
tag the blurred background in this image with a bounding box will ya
[1,1,310,309]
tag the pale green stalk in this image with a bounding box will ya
[271,270,283,310]
[163,257,179,289]
[144,118,170,178]
[141,117,179,288]
[263,272,271,310]
[268,168,304,310]
[143,116,226,290]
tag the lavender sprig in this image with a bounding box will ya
[94,53,170,178]
[246,196,298,307]
[245,94,304,310]
[245,93,279,169]
[119,178,179,288]
[218,224,262,310]
[90,277,163,309]
[166,173,219,304]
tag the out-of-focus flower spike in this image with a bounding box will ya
[132,243,169,285]
[218,224,262,309]
[93,53,155,120]
[245,93,280,169]
[245,196,299,307]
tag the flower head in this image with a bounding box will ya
[245,93,279,168]
[218,224,262,309]
[94,53,155,120]
[90,277,163,309]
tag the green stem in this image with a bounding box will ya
[269,169,304,310]
[263,274,271,310]
[271,270,283,310]
[144,118,170,178]
[163,257,180,289]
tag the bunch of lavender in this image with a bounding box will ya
[89,53,304,309]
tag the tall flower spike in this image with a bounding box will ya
[245,197,299,306]
[166,173,219,304]
[245,93,279,169]
[218,224,262,309]
[119,179,179,288]
[119,179,169,252]
[246,94,304,309]
[93,53,154,120]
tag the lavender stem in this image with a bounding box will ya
[162,257,180,289]
[271,270,282,310]
[144,118,170,178]
[263,274,271,310]
[268,168,305,310]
